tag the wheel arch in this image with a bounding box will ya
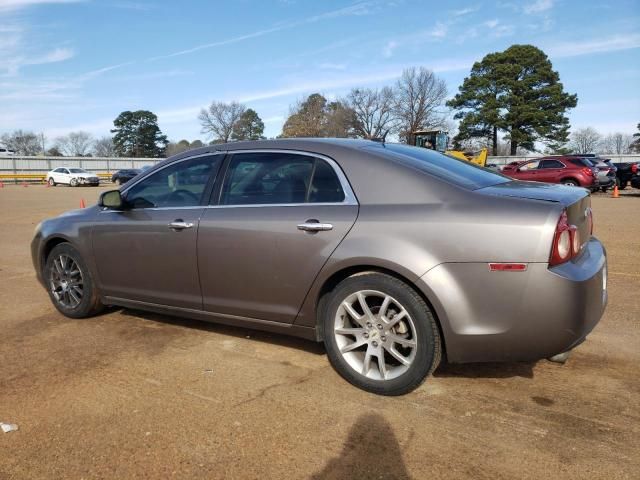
[314,265,449,362]
[41,236,72,274]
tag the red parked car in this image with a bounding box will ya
[501,157,599,191]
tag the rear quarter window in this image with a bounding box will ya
[365,143,510,190]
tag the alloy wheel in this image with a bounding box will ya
[334,290,418,381]
[50,254,84,309]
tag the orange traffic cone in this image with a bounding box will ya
[612,185,620,198]
[80,198,86,208]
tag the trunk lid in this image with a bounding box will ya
[478,180,592,253]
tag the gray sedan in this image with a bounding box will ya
[31,139,607,395]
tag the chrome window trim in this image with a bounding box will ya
[106,148,358,212]
[219,148,358,206]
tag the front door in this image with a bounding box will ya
[92,154,223,309]
[198,151,358,323]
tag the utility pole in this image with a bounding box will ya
[40,132,46,155]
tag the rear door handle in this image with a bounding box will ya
[168,220,194,230]
[297,221,333,232]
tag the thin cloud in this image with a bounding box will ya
[450,5,480,16]
[548,33,640,58]
[0,0,84,12]
[149,1,377,61]
[382,40,398,58]
[524,0,554,14]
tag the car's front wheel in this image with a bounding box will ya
[322,272,441,395]
[70,178,78,187]
[45,243,103,318]
[114,178,121,185]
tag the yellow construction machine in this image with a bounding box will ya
[411,130,488,167]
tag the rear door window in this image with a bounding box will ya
[220,153,314,205]
[539,160,565,169]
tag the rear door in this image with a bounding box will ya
[198,151,358,324]
[536,159,566,183]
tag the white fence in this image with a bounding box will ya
[1,153,639,176]
[0,156,161,175]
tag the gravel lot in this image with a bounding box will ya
[0,184,638,479]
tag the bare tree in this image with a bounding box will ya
[55,131,94,156]
[93,136,116,157]
[599,132,633,154]
[394,67,448,143]
[345,87,397,139]
[198,101,246,143]
[0,130,41,155]
[570,127,601,154]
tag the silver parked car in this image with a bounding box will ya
[31,139,607,395]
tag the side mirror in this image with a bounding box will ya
[99,190,124,210]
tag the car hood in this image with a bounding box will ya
[477,180,589,206]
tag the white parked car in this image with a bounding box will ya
[0,146,16,155]
[46,168,100,187]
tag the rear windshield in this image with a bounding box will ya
[366,143,510,190]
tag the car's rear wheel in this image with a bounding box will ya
[48,177,56,186]
[45,243,103,318]
[114,178,121,185]
[562,179,579,186]
[322,272,441,396]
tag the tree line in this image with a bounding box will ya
[1,44,639,158]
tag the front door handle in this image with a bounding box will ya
[168,220,194,231]
[297,221,333,232]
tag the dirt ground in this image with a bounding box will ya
[0,184,638,479]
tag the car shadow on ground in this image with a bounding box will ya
[434,361,537,379]
[112,307,538,378]
[113,307,327,355]
[312,412,412,480]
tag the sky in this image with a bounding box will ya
[1,0,639,146]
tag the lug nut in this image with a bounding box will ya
[377,324,383,330]
[366,322,372,328]
[381,336,386,341]
[363,332,369,339]
[372,341,378,347]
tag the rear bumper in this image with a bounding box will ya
[417,238,607,363]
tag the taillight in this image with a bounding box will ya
[549,210,582,266]
[581,167,594,176]
[632,163,638,174]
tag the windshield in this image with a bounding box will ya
[69,168,89,173]
[367,143,511,190]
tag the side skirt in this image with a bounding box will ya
[102,296,319,341]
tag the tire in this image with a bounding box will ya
[619,181,627,190]
[601,187,608,193]
[70,178,78,187]
[44,243,103,319]
[114,178,121,186]
[322,272,441,396]
[562,179,579,187]
[48,177,56,187]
